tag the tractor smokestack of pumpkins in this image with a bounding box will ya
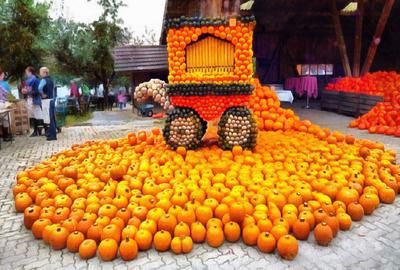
[163,16,257,150]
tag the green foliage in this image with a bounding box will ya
[48,0,131,100]
[65,112,93,126]
[0,0,50,81]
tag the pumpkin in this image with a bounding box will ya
[79,239,97,259]
[314,222,333,246]
[190,221,207,243]
[195,205,213,225]
[174,221,191,237]
[121,225,137,239]
[257,232,276,253]
[153,230,172,251]
[98,238,118,261]
[223,221,241,242]
[24,205,41,229]
[347,202,364,221]
[87,223,103,243]
[206,225,224,248]
[322,213,339,237]
[379,186,395,204]
[229,202,246,223]
[14,192,33,212]
[257,218,272,233]
[43,224,58,244]
[277,235,298,260]
[101,224,121,243]
[134,229,153,250]
[119,237,138,261]
[270,224,288,241]
[242,223,260,246]
[292,217,310,240]
[32,218,52,239]
[358,194,376,215]
[67,231,85,252]
[336,213,352,230]
[170,236,193,254]
[50,226,69,250]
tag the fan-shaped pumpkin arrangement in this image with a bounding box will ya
[13,86,399,260]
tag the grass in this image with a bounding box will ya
[65,112,93,126]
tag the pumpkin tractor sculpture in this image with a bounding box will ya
[163,16,258,150]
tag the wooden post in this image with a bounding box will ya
[353,0,364,77]
[331,0,352,77]
[361,0,395,75]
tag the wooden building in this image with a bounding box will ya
[113,45,168,88]
[160,0,399,91]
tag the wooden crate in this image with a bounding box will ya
[321,90,340,112]
[11,100,30,135]
[321,89,383,117]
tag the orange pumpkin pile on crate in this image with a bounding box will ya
[13,110,400,261]
[326,71,400,137]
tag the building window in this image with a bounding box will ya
[296,64,333,76]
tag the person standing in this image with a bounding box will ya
[23,66,43,137]
[70,81,80,113]
[117,91,125,111]
[38,67,57,141]
[0,67,12,141]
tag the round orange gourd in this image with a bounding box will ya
[242,223,260,246]
[257,232,276,253]
[206,225,224,248]
[314,222,333,246]
[153,230,172,252]
[67,231,85,252]
[190,221,206,243]
[277,235,298,260]
[292,217,310,240]
[98,238,118,261]
[79,239,97,259]
[119,237,138,260]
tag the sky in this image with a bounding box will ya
[42,0,166,43]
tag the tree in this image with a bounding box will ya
[49,0,130,104]
[0,0,50,82]
[132,27,158,45]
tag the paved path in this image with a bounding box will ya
[0,110,400,269]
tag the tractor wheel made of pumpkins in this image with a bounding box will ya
[217,106,257,150]
[163,107,207,150]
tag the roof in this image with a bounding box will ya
[113,46,168,73]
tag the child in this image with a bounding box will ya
[117,91,125,111]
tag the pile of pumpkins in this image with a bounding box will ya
[134,79,172,110]
[13,122,399,261]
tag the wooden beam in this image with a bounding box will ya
[331,0,352,77]
[353,0,364,77]
[361,0,395,75]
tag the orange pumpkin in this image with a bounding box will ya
[277,235,298,260]
[98,238,118,261]
[347,202,364,221]
[224,221,241,242]
[79,239,97,259]
[257,232,276,253]
[206,225,224,248]
[134,229,153,250]
[242,223,260,246]
[24,205,41,229]
[190,221,207,243]
[292,217,310,240]
[153,230,172,251]
[32,218,52,239]
[67,231,85,252]
[119,237,138,261]
[314,222,333,246]
[50,226,69,250]
[170,236,193,254]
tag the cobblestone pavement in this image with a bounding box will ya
[1,119,400,270]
